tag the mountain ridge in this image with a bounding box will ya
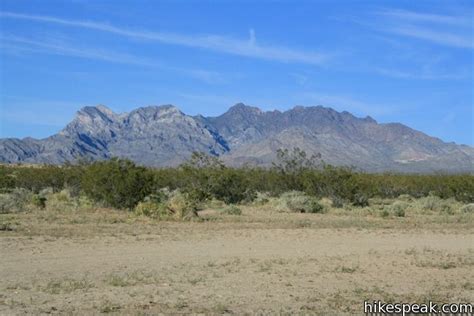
[1,103,472,173]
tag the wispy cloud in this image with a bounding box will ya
[388,26,473,49]
[375,9,472,27]
[373,9,473,49]
[373,66,469,80]
[0,11,328,65]
[0,34,226,84]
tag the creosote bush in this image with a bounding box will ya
[81,158,154,209]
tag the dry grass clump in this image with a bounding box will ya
[384,201,409,217]
[45,189,96,212]
[167,191,199,220]
[269,191,325,214]
[134,190,198,220]
[222,205,242,215]
[134,200,168,219]
[0,187,102,218]
[252,192,271,205]
[418,195,455,214]
[0,188,33,213]
[460,203,474,213]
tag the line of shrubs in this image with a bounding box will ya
[1,150,473,212]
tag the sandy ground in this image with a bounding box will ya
[0,209,473,315]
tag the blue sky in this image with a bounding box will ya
[0,0,473,145]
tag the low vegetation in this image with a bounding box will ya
[0,149,472,220]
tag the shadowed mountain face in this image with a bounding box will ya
[1,103,473,172]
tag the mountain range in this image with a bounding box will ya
[1,103,473,173]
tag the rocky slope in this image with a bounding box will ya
[1,103,472,172]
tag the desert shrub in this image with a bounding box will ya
[460,204,474,213]
[12,165,66,193]
[81,158,154,209]
[277,191,325,213]
[45,189,74,212]
[39,187,54,196]
[39,189,96,212]
[0,188,32,213]
[166,191,198,220]
[0,166,15,192]
[419,196,453,214]
[351,193,369,207]
[210,169,254,204]
[331,196,345,208]
[134,201,168,219]
[2,150,473,207]
[134,190,199,220]
[133,190,172,218]
[222,205,242,215]
[253,192,270,205]
[178,153,254,204]
[31,194,47,209]
[386,201,409,217]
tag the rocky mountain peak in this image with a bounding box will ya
[226,103,262,116]
[1,103,472,172]
[59,105,119,137]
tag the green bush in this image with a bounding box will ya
[178,153,254,204]
[11,165,66,193]
[31,194,47,209]
[81,158,154,209]
[210,169,254,204]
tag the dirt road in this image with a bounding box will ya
[1,225,473,315]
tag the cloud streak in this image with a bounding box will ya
[375,9,472,27]
[0,35,226,84]
[389,26,473,49]
[373,9,473,49]
[0,11,328,65]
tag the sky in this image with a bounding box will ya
[0,0,473,145]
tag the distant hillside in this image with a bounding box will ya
[1,103,473,173]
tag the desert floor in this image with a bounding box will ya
[1,205,473,315]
